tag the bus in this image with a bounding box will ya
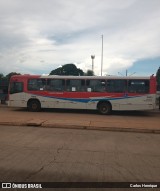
[8,74,159,114]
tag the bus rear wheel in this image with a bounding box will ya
[28,100,41,112]
[97,102,112,115]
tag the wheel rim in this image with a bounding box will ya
[98,102,111,114]
[32,103,38,110]
[101,105,108,113]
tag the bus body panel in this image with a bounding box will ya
[8,75,158,112]
[9,92,157,111]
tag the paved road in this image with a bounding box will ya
[0,125,160,190]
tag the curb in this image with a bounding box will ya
[86,126,160,134]
[0,121,160,134]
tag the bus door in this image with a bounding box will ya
[126,79,151,110]
[9,81,25,107]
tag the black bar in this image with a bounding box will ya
[0,182,160,189]
[42,182,160,188]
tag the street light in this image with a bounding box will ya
[101,35,103,76]
[91,55,95,73]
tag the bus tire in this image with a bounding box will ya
[28,99,41,112]
[97,102,112,115]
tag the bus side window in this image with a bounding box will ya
[46,79,65,92]
[86,80,106,92]
[128,80,149,93]
[66,80,85,92]
[37,79,46,90]
[28,79,46,91]
[106,80,126,93]
[10,82,23,94]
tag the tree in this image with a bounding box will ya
[84,70,94,76]
[5,72,21,81]
[0,72,21,100]
[0,73,4,79]
[50,64,84,76]
[156,67,160,91]
[0,73,8,98]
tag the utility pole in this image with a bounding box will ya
[101,35,103,76]
[118,70,136,76]
[126,70,127,76]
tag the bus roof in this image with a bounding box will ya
[11,74,153,80]
[40,75,151,80]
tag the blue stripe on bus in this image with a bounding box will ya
[30,94,144,103]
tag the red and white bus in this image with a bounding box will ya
[8,75,159,114]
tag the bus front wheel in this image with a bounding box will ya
[97,102,112,115]
[28,100,41,112]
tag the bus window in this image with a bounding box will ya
[10,82,23,94]
[28,79,46,91]
[46,79,65,92]
[106,80,126,93]
[66,79,85,92]
[86,80,106,92]
[128,80,149,93]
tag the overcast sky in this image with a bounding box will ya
[0,0,160,76]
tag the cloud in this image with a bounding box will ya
[0,0,160,75]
